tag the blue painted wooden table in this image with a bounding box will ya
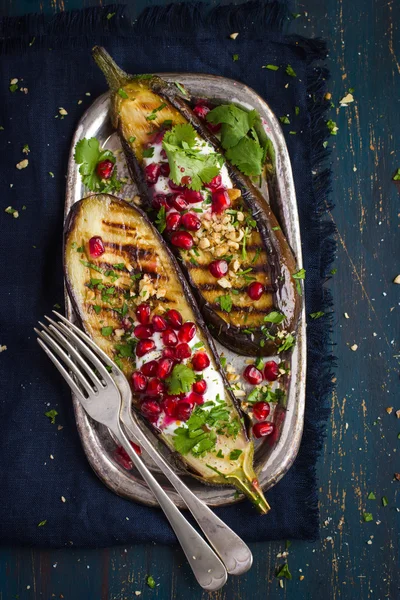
[0,1,399,598]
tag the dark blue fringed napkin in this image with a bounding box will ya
[0,2,334,547]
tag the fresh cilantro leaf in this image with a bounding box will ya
[229,449,242,460]
[323,140,329,148]
[310,311,325,319]
[264,311,286,324]
[263,64,279,71]
[280,116,290,125]
[101,326,113,337]
[382,496,388,507]
[146,575,156,589]
[115,343,134,358]
[45,409,58,424]
[129,136,136,143]
[155,206,166,233]
[232,54,239,62]
[74,137,122,193]
[286,65,297,77]
[367,491,376,500]
[166,364,196,395]
[278,332,295,353]
[220,356,227,369]
[216,449,224,458]
[142,147,154,158]
[216,294,233,313]
[93,305,102,314]
[225,136,264,176]
[163,124,224,190]
[363,512,373,522]
[206,104,257,149]
[118,88,129,99]
[276,563,292,579]
[9,83,18,93]
[330,268,337,275]
[37,520,47,527]
[393,168,400,181]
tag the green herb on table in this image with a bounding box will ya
[45,409,58,424]
[263,64,279,71]
[285,65,297,77]
[146,575,156,589]
[276,562,292,579]
[367,491,376,500]
[393,168,400,181]
[74,137,123,194]
[279,116,290,125]
[232,54,239,62]
[162,124,224,191]
[363,512,374,522]
[382,496,388,507]
[106,11,115,19]
[327,120,338,135]
[292,268,306,295]
[330,268,337,275]
[216,294,233,313]
[37,520,47,527]
[295,106,300,116]
[310,312,325,320]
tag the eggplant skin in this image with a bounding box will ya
[64,194,269,513]
[93,46,301,357]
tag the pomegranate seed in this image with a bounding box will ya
[205,175,222,191]
[168,194,187,212]
[178,322,196,343]
[184,189,203,203]
[162,347,176,359]
[141,360,158,376]
[131,442,142,455]
[152,314,167,332]
[149,130,165,144]
[247,282,264,300]
[133,324,153,339]
[174,402,193,421]
[252,422,274,438]
[114,446,133,470]
[96,159,114,180]
[186,391,204,406]
[162,329,178,347]
[209,259,228,279]
[136,303,150,324]
[193,104,210,120]
[157,358,174,379]
[181,212,201,231]
[211,189,230,214]
[152,194,169,210]
[166,212,182,232]
[136,339,156,357]
[141,399,161,422]
[165,309,182,329]
[145,163,160,185]
[160,162,170,177]
[131,371,147,393]
[192,352,210,371]
[171,230,194,249]
[146,378,165,397]
[175,342,191,360]
[264,360,279,382]
[243,365,263,385]
[252,401,271,421]
[88,236,105,257]
[207,121,221,134]
[181,175,192,186]
[168,179,185,191]
[193,379,207,394]
[162,396,179,417]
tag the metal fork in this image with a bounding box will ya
[35,316,227,592]
[50,312,253,576]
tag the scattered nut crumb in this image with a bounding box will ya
[20,87,28,94]
[299,575,305,581]
[16,159,28,170]
[57,425,63,431]
[344,312,349,319]
[396,410,400,419]
[59,107,68,116]
[133,195,141,205]
[386,407,393,414]
[324,92,332,100]
[340,93,354,106]
[230,32,239,40]
[394,473,400,481]
[61,496,66,503]
[350,344,358,351]
[393,275,400,284]
[78,100,82,105]
[0,345,7,352]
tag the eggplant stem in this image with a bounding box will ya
[226,473,270,515]
[92,46,130,91]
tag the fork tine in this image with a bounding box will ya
[35,327,95,397]
[37,338,87,400]
[39,320,105,391]
[51,311,120,377]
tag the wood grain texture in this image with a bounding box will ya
[0,0,399,598]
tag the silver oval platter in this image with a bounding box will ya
[65,74,306,509]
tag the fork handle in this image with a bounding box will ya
[113,422,227,592]
[121,418,253,575]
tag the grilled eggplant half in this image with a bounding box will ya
[93,47,301,357]
[64,194,269,513]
